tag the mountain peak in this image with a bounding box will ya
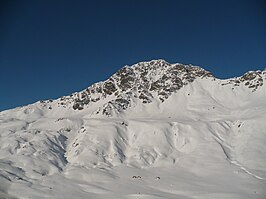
[69,60,213,113]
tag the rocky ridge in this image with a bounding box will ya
[40,60,265,116]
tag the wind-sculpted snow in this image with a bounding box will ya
[0,60,266,199]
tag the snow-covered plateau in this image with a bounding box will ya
[0,59,266,199]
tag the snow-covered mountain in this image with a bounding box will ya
[0,60,266,199]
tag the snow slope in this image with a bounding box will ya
[0,60,266,199]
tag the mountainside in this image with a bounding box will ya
[0,60,266,199]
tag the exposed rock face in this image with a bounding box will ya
[70,60,213,114]
[239,71,264,90]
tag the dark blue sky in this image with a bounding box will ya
[1,0,266,111]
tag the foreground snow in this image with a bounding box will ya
[0,60,265,198]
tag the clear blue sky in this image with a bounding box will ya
[0,0,266,111]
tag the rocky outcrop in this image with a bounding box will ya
[222,70,265,92]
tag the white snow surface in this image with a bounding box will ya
[0,60,266,199]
